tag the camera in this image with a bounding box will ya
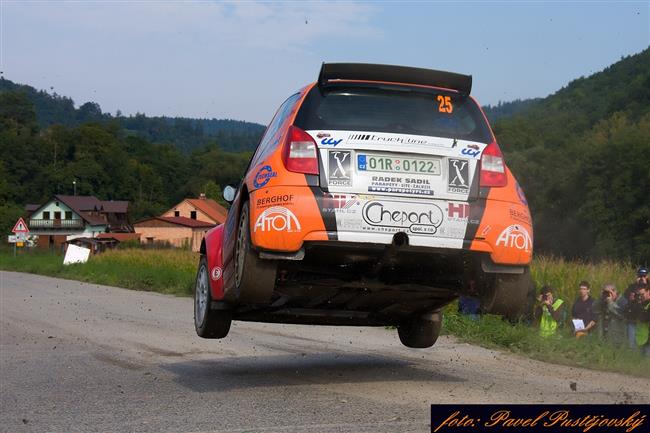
[601,289,611,301]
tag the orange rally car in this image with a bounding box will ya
[194,63,534,348]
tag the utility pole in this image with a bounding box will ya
[73,180,77,196]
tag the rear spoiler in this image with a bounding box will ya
[318,62,472,96]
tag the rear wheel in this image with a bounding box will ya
[233,201,277,303]
[194,255,231,338]
[480,267,534,320]
[397,311,442,348]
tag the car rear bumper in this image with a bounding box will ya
[249,186,532,266]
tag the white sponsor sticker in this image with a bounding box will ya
[211,267,222,281]
[361,200,443,235]
[254,206,301,233]
[495,225,532,252]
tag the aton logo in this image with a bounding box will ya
[362,200,443,234]
[253,165,277,188]
[254,206,301,233]
[495,225,532,252]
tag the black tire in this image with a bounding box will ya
[233,201,277,303]
[397,312,442,348]
[480,266,534,320]
[194,255,232,339]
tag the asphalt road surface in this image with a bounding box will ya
[2,271,649,433]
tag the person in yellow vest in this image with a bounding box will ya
[628,284,650,356]
[533,286,566,338]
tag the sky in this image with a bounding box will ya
[1,1,648,125]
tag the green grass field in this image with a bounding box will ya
[1,247,647,376]
[0,247,198,296]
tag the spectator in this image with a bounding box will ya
[458,281,481,321]
[533,285,565,337]
[637,266,648,286]
[627,284,650,356]
[571,280,596,337]
[624,267,649,348]
[594,283,627,345]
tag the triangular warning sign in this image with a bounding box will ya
[12,217,29,233]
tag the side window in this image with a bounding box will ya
[251,93,301,166]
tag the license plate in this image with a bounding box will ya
[357,154,441,175]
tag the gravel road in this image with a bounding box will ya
[1,271,649,433]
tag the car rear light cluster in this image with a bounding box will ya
[282,126,319,175]
[479,141,507,187]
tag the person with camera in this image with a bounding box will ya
[624,267,649,348]
[627,284,650,356]
[571,280,596,337]
[594,283,627,344]
[533,286,566,338]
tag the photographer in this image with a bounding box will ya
[627,284,650,356]
[594,283,627,345]
[533,286,565,338]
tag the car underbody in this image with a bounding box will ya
[222,239,528,326]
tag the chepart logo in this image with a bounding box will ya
[254,206,301,233]
[253,165,277,188]
[495,225,532,252]
[362,201,443,234]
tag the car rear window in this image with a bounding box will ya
[295,85,493,144]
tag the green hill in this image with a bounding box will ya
[0,78,265,153]
[494,48,650,261]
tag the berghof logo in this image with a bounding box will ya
[495,225,532,252]
[256,194,294,209]
[329,151,352,186]
[448,159,469,193]
[253,165,277,188]
[362,200,443,234]
[254,206,301,233]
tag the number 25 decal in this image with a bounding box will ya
[437,95,453,113]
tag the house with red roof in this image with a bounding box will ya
[161,193,228,225]
[26,195,131,249]
[133,216,215,252]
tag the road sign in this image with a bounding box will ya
[12,217,29,234]
[7,235,17,243]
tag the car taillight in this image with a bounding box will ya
[282,126,319,175]
[479,141,507,187]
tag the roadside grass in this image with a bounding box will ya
[1,247,647,376]
[443,312,650,378]
[0,247,198,296]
